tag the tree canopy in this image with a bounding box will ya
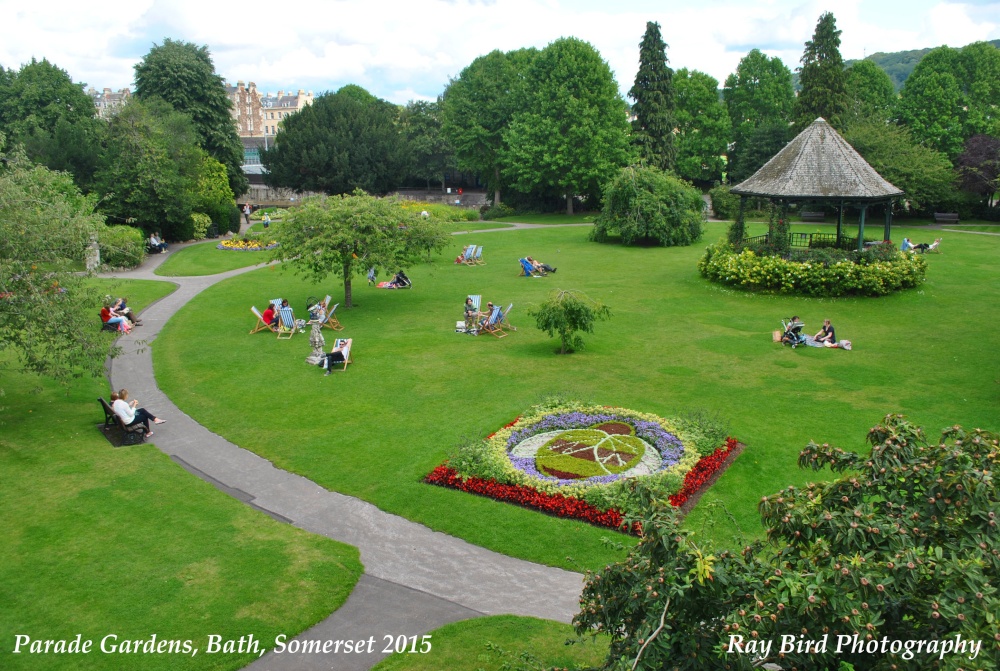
[270,190,445,308]
[261,86,409,196]
[795,12,849,130]
[399,100,455,191]
[133,39,248,197]
[440,48,536,204]
[592,165,704,246]
[724,49,795,183]
[673,68,730,184]
[845,59,897,126]
[628,21,676,171]
[956,134,1000,207]
[574,415,1000,671]
[501,37,633,215]
[0,141,111,382]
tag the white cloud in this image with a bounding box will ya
[3,0,998,103]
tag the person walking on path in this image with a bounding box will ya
[243,203,252,226]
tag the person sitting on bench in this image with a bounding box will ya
[814,319,836,345]
[112,388,166,437]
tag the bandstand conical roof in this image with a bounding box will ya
[730,118,904,202]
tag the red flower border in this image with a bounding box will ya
[425,437,740,535]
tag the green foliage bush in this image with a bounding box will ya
[482,202,516,220]
[227,204,242,233]
[592,166,704,246]
[403,201,480,222]
[674,409,731,458]
[529,289,612,354]
[98,225,147,269]
[698,241,927,296]
[708,185,739,220]
[190,212,212,240]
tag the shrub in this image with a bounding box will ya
[708,184,739,220]
[482,202,516,220]
[698,242,927,296]
[97,225,146,269]
[593,166,704,246]
[227,205,242,234]
[529,289,612,354]
[190,212,212,240]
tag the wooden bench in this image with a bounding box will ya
[800,211,826,222]
[934,212,959,224]
[99,397,146,445]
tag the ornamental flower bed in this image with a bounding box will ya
[426,401,741,532]
[217,238,278,251]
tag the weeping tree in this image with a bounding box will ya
[592,165,704,246]
[529,289,611,354]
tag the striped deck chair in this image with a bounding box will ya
[463,245,479,266]
[276,305,296,339]
[463,294,481,332]
[321,303,344,331]
[249,306,278,334]
[325,338,353,372]
[478,305,505,338]
[499,303,516,332]
[519,258,543,277]
[473,246,485,265]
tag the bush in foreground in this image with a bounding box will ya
[575,415,1000,671]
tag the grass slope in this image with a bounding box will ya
[154,223,999,569]
[0,280,362,671]
[155,241,274,277]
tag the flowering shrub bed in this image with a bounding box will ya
[427,400,739,530]
[698,242,926,296]
[668,437,739,508]
[217,238,278,252]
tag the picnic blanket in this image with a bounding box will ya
[802,336,852,350]
[376,281,403,289]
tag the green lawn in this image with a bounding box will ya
[155,240,274,277]
[372,616,607,671]
[494,213,598,225]
[938,225,1000,234]
[0,279,363,671]
[440,221,515,233]
[153,222,999,570]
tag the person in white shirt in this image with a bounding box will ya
[111,389,165,437]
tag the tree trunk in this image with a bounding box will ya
[343,261,353,308]
[494,167,501,204]
[566,190,574,216]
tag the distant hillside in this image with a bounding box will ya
[791,39,1000,91]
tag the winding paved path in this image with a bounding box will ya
[102,242,583,671]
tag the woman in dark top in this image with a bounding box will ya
[814,319,836,344]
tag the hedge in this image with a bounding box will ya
[97,225,146,269]
[698,242,927,296]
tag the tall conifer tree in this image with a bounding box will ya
[629,21,676,171]
[795,12,849,130]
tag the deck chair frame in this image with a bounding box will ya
[322,303,344,331]
[473,246,485,265]
[326,339,353,372]
[464,295,481,332]
[250,306,278,334]
[463,246,480,266]
[276,305,296,339]
[479,305,506,338]
[519,258,542,277]
[499,303,516,332]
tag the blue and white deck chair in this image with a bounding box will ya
[325,338,353,372]
[473,246,484,265]
[499,303,516,332]
[250,306,278,334]
[276,305,296,339]
[460,245,476,265]
[463,294,481,332]
[321,302,343,331]
[519,258,542,277]
[479,305,505,338]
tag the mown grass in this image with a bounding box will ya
[372,616,607,671]
[155,241,275,277]
[154,222,999,570]
[0,279,363,671]
[494,213,598,225]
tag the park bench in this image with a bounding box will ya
[99,397,147,445]
[934,212,959,224]
[800,211,826,222]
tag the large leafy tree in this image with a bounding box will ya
[575,415,1000,671]
[399,100,455,191]
[501,37,633,215]
[592,165,704,246]
[133,39,248,197]
[0,141,110,382]
[956,134,1000,207]
[270,190,445,308]
[95,99,200,240]
[673,68,730,184]
[795,12,849,130]
[845,59,897,126]
[628,21,676,171]
[0,58,104,190]
[844,121,956,212]
[728,121,792,184]
[440,48,536,204]
[723,50,795,182]
[261,86,408,196]
[898,43,1000,158]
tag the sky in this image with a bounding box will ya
[3,0,999,103]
